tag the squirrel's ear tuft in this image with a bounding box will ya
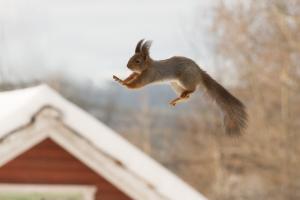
[141,40,152,58]
[135,39,144,53]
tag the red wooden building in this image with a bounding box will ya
[0,85,206,200]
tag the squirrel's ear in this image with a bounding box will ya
[135,39,144,53]
[141,40,152,59]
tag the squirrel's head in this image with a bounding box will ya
[127,39,152,73]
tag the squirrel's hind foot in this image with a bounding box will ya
[169,98,182,106]
[169,101,177,106]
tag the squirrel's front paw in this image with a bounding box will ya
[113,75,120,81]
[113,75,123,83]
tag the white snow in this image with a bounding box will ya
[0,85,207,200]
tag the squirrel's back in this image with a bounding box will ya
[152,56,202,81]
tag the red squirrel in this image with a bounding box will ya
[113,39,247,135]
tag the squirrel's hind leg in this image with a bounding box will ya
[169,82,195,106]
[169,90,194,106]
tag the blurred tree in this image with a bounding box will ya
[1,1,300,199]
[189,0,300,199]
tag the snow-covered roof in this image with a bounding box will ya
[0,85,207,200]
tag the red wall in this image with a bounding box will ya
[0,138,131,200]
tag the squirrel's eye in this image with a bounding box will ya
[135,60,140,64]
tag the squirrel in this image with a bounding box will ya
[113,39,247,135]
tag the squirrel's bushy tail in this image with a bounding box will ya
[200,70,248,135]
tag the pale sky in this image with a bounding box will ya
[0,0,217,86]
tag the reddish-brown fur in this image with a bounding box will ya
[113,39,248,135]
